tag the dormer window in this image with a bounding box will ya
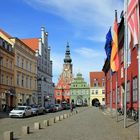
[94,78,98,87]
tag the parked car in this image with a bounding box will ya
[9,106,33,118]
[94,101,100,107]
[30,105,45,115]
[61,103,70,110]
[55,104,62,111]
[45,104,57,113]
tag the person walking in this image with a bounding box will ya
[70,102,73,112]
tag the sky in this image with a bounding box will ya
[0,0,124,84]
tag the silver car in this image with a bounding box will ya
[9,106,33,118]
[30,105,45,115]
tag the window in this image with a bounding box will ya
[10,77,12,86]
[21,59,24,68]
[26,77,28,88]
[102,78,105,87]
[26,61,28,70]
[133,77,137,102]
[6,76,8,85]
[17,74,20,86]
[57,92,60,96]
[1,74,4,84]
[30,63,32,71]
[102,90,105,94]
[30,77,32,88]
[2,41,5,48]
[92,90,94,95]
[95,90,98,94]
[117,87,120,103]
[126,81,130,102]
[38,84,41,91]
[10,60,12,69]
[112,90,115,103]
[6,59,8,68]
[22,74,24,87]
[94,78,98,87]
[17,56,20,66]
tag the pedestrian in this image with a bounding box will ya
[70,102,73,112]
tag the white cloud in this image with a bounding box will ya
[23,0,123,28]
[52,47,106,84]
[23,0,123,83]
[74,47,103,58]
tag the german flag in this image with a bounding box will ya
[110,14,119,72]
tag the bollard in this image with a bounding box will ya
[48,118,54,126]
[43,120,49,127]
[3,131,13,140]
[22,126,30,135]
[54,116,59,123]
[69,113,72,116]
[34,122,41,130]
[59,115,63,121]
[63,114,67,119]
[67,114,70,118]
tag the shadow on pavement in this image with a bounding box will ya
[0,112,9,119]
[126,120,137,128]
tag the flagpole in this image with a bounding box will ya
[124,0,128,128]
[110,70,112,116]
[115,10,118,122]
[116,72,118,122]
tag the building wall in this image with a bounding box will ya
[0,32,15,111]
[37,27,54,107]
[90,87,105,106]
[89,72,105,106]
[11,38,37,106]
[22,27,54,107]
[103,16,138,111]
[70,73,90,106]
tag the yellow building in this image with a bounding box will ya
[10,37,37,106]
[89,72,105,106]
[0,29,15,111]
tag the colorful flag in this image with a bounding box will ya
[104,28,112,60]
[127,0,139,45]
[110,17,119,72]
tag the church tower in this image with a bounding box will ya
[54,43,73,104]
[60,43,73,84]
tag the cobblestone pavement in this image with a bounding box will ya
[19,107,138,140]
[0,107,87,140]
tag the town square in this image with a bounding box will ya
[0,0,140,140]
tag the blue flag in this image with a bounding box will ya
[104,28,112,60]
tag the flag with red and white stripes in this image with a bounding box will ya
[127,0,139,46]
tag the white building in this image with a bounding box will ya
[22,27,55,107]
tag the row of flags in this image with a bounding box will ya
[104,0,139,73]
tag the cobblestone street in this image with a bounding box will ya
[19,107,138,140]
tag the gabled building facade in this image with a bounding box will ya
[22,27,54,107]
[54,43,73,104]
[89,72,105,106]
[70,73,90,106]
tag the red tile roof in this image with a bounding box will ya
[21,38,39,51]
[90,71,105,87]
[0,28,12,38]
